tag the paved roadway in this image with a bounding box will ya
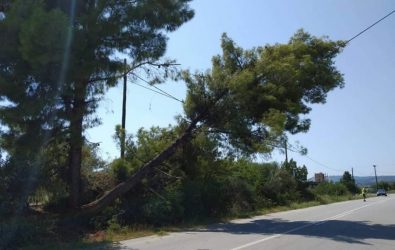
[119,196,395,250]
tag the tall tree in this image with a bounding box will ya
[340,171,357,194]
[283,159,308,184]
[81,30,346,214]
[0,0,194,208]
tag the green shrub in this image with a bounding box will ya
[89,204,121,230]
[0,218,54,249]
[223,177,256,214]
[312,182,349,197]
[181,179,233,218]
[110,159,132,182]
[259,168,299,206]
[141,189,184,225]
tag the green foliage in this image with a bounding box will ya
[110,159,133,182]
[0,1,353,245]
[282,159,308,183]
[312,182,350,197]
[105,124,330,226]
[0,0,194,208]
[112,124,307,224]
[340,171,358,194]
[0,157,41,214]
[183,30,345,155]
[109,124,308,223]
[126,126,179,164]
[181,180,222,217]
[1,3,348,237]
[141,188,184,225]
[85,170,116,198]
[0,218,55,250]
[19,6,68,66]
[114,125,126,149]
[377,181,391,191]
[260,168,298,206]
[223,175,257,213]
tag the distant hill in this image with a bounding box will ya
[327,176,395,186]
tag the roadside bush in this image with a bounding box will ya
[298,185,315,201]
[260,168,299,206]
[312,182,349,197]
[89,204,121,230]
[141,189,184,225]
[182,179,228,218]
[340,171,358,194]
[0,161,35,216]
[113,183,184,226]
[223,177,256,214]
[0,218,54,250]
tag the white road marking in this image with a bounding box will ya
[231,198,390,250]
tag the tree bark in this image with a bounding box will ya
[69,83,86,209]
[80,116,201,215]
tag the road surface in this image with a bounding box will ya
[119,196,395,250]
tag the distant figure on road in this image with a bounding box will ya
[362,187,367,202]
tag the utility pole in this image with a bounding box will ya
[120,58,127,159]
[351,167,354,179]
[373,165,379,190]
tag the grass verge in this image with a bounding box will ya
[99,194,361,243]
[10,194,369,249]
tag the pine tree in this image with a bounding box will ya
[81,30,346,214]
[0,0,194,209]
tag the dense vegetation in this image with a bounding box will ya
[0,0,376,248]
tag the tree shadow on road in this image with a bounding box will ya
[188,218,395,245]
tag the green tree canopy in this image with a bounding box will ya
[283,159,308,184]
[0,0,194,208]
[81,30,346,214]
[340,171,358,194]
[183,31,345,155]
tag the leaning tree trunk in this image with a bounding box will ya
[80,115,201,215]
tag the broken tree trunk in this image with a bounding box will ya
[80,116,201,215]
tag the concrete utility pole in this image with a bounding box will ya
[373,165,379,190]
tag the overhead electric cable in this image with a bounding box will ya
[131,73,184,103]
[130,81,184,103]
[303,155,344,172]
[286,143,344,173]
[346,9,395,44]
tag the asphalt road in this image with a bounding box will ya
[119,196,395,250]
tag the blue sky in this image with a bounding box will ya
[88,0,395,177]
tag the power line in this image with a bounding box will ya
[346,9,395,44]
[130,81,183,103]
[304,155,344,173]
[124,10,395,113]
[129,9,395,101]
[129,74,184,103]
[131,73,184,103]
[286,143,344,173]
